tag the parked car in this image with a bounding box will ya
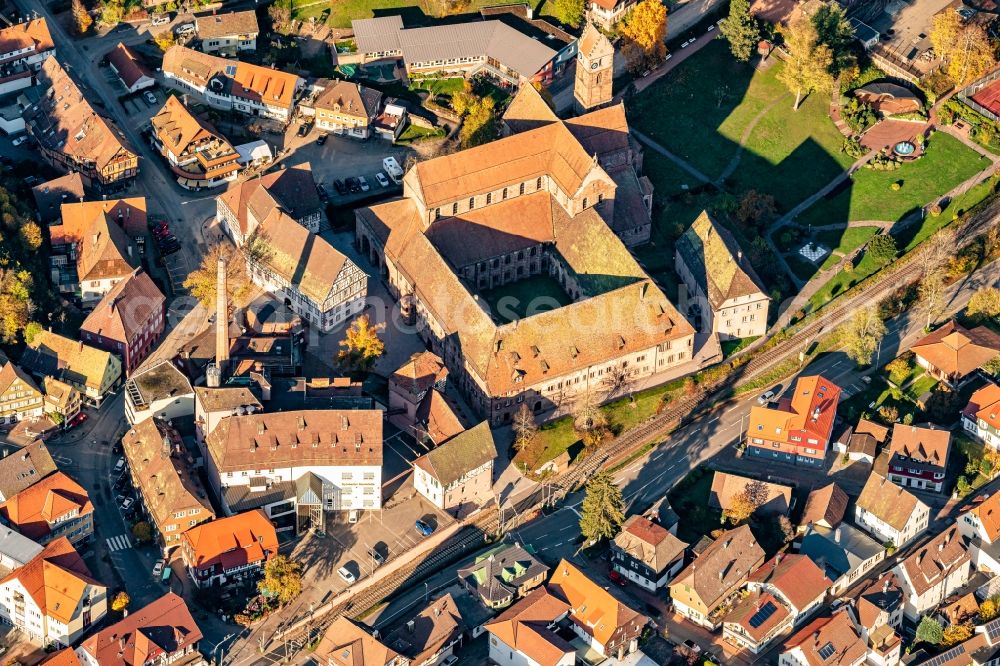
[682,640,702,655]
[297,123,311,137]
[414,519,435,537]
[337,566,356,583]
[144,91,157,105]
[608,570,627,586]
[316,184,329,201]
[348,509,359,524]
[358,176,369,192]
[316,133,328,146]
[174,23,195,35]
[757,390,775,405]
[152,559,165,577]
[119,497,134,511]
[66,412,88,429]
[114,458,125,473]
[151,13,169,25]
[333,179,347,195]
[375,172,389,188]
[347,177,361,194]
[441,657,458,666]
[11,135,27,147]
[368,548,385,567]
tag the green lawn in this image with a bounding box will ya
[628,40,789,179]
[795,134,988,229]
[721,336,759,358]
[480,275,572,324]
[299,0,431,28]
[786,254,819,282]
[397,124,445,142]
[410,77,465,96]
[808,249,885,309]
[944,174,999,219]
[904,375,938,402]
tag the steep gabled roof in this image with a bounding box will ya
[612,514,686,572]
[747,375,841,447]
[749,553,831,610]
[670,524,765,611]
[856,473,924,532]
[196,9,259,39]
[888,424,951,470]
[81,269,164,347]
[485,587,573,666]
[78,592,202,665]
[182,509,277,571]
[413,421,496,485]
[315,617,401,666]
[107,42,152,89]
[783,611,865,666]
[548,559,647,646]
[0,537,104,624]
[0,471,93,542]
[899,525,969,596]
[0,19,54,63]
[800,482,849,529]
[0,440,57,500]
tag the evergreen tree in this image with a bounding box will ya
[579,471,625,543]
[719,0,759,62]
[915,616,943,646]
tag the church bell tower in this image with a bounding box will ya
[574,23,615,114]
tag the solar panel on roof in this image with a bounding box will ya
[747,601,777,628]
[225,65,237,76]
[818,642,836,660]
[922,644,966,666]
[986,618,1000,642]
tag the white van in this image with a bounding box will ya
[382,156,403,183]
[151,13,169,26]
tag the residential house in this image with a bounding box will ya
[310,79,382,139]
[0,361,44,425]
[80,269,165,375]
[356,100,692,424]
[723,590,795,655]
[180,509,277,588]
[798,523,885,595]
[412,421,496,514]
[384,593,464,666]
[958,489,1000,573]
[75,591,203,665]
[351,15,563,88]
[911,320,1000,386]
[0,440,56,502]
[372,99,407,141]
[963,381,1000,448]
[245,211,367,333]
[675,211,770,340]
[203,410,383,524]
[747,553,831,623]
[122,419,216,555]
[106,42,154,93]
[42,377,81,426]
[798,482,849,533]
[854,473,929,549]
[0,537,106,647]
[23,57,139,191]
[217,164,322,243]
[151,96,240,189]
[880,424,951,492]
[193,386,262,447]
[195,10,259,54]
[549,560,647,659]
[457,542,549,609]
[779,610,867,666]
[709,471,793,516]
[669,524,765,629]
[0,471,93,546]
[0,525,43,572]
[484,587,574,666]
[76,212,140,305]
[315,616,408,666]
[161,46,303,122]
[586,0,636,27]
[0,19,55,95]
[746,374,841,466]
[31,173,84,226]
[610,514,687,591]
[849,572,904,666]
[124,360,195,426]
[833,418,889,464]
[22,331,122,406]
[893,525,971,621]
[388,351,449,431]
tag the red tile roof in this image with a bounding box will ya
[78,592,202,665]
[749,554,831,611]
[0,470,93,542]
[0,537,104,624]
[107,42,152,89]
[181,509,277,573]
[80,269,164,347]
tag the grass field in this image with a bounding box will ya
[480,275,572,323]
[795,134,987,229]
[410,77,465,96]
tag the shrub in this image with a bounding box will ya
[890,181,902,191]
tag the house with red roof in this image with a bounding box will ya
[0,19,55,95]
[586,0,637,28]
[958,489,1000,572]
[107,42,154,93]
[80,269,165,375]
[880,424,951,493]
[180,510,278,588]
[610,514,686,591]
[0,470,94,546]
[962,381,1000,448]
[911,320,1000,387]
[76,591,202,665]
[779,610,866,666]
[746,375,841,467]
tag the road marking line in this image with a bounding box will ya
[708,416,720,424]
[106,535,132,552]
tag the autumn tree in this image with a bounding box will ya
[18,222,42,251]
[777,17,834,110]
[98,0,124,26]
[981,596,1000,621]
[154,30,176,52]
[736,190,777,229]
[338,314,385,372]
[579,471,625,543]
[719,0,760,61]
[258,555,303,605]
[551,0,585,27]
[268,0,293,34]
[968,286,1000,321]
[111,591,130,612]
[72,0,93,35]
[941,623,973,648]
[918,271,948,329]
[512,403,538,452]
[182,244,250,311]
[131,521,153,543]
[844,305,887,366]
[602,362,637,400]
[932,12,997,85]
[620,0,668,73]
[724,479,769,524]
[573,385,607,436]
[458,94,499,149]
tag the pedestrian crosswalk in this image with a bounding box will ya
[106,534,132,552]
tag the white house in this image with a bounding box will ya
[107,43,155,93]
[194,386,262,449]
[195,10,259,54]
[0,19,55,95]
[747,553,831,624]
[854,473,929,549]
[217,164,323,244]
[779,610,867,666]
[204,410,383,517]
[959,490,1000,571]
[124,360,195,426]
[0,537,106,648]
[412,421,496,513]
[892,525,971,621]
[485,587,574,666]
[610,514,686,591]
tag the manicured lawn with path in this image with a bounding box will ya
[628,40,788,179]
[795,134,988,229]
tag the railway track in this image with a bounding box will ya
[265,198,1000,659]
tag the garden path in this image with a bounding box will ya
[716,92,792,183]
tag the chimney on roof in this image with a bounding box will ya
[407,620,415,633]
[882,579,890,593]
[834,527,841,543]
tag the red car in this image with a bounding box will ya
[608,570,627,586]
[66,413,88,429]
